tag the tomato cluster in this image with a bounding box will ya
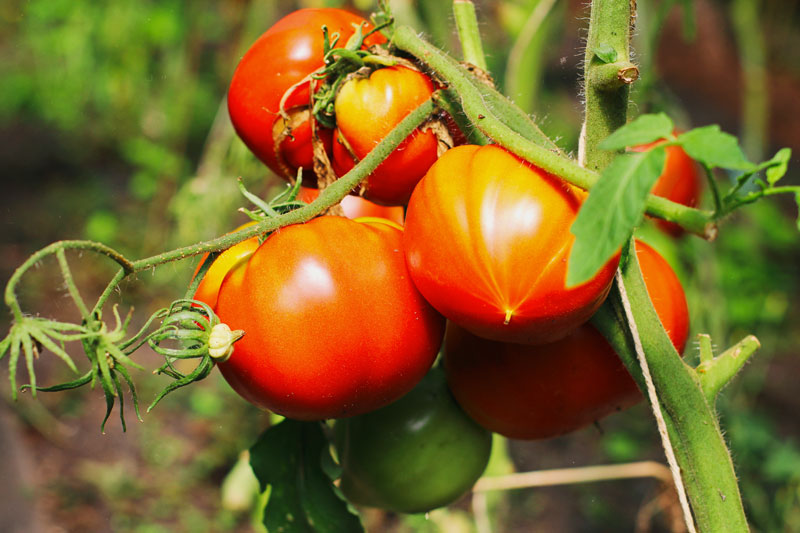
[227,8,447,206]
[197,6,700,516]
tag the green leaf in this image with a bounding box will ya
[250,420,363,533]
[677,126,753,170]
[765,148,791,185]
[598,113,674,151]
[593,43,618,63]
[568,148,667,286]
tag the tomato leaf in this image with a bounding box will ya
[593,43,618,64]
[568,148,667,287]
[250,420,363,533]
[765,148,791,185]
[597,113,674,151]
[677,126,753,170]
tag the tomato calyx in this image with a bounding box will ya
[208,323,245,362]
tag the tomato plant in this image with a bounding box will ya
[213,216,444,420]
[403,144,619,345]
[296,187,404,225]
[443,240,689,439]
[192,222,259,310]
[332,66,439,206]
[227,8,385,182]
[633,140,703,236]
[333,366,491,513]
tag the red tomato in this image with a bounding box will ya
[633,140,702,236]
[297,187,404,225]
[193,222,259,310]
[403,144,619,345]
[332,66,439,205]
[214,216,444,420]
[444,240,690,440]
[227,9,385,181]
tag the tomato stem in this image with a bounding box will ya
[392,27,716,238]
[452,0,488,71]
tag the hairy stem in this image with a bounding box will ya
[392,27,715,238]
[452,0,487,70]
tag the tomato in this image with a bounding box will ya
[296,187,404,225]
[633,140,702,236]
[213,216,444,420]
[332,66,439,206]
[227,9,385,181]
[443,241,689,440]
[334,366,491,513]
[403,144,619,345]
[192,222,259,310]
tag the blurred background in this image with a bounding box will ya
[1,0,799,531]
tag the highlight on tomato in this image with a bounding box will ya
[332,65,439,206]
[227,8,385,182]
[443,240,690,440]
[213,216,445,421]
[403,144,619,345]
[334,366,491,514]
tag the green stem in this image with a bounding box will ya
[452,0,487,70]
[392,27,716,238]
[609,242,749,532]
[696,335,760,407]
[433,90,491,146]
[581,0,634,172]
[6,97,436,321]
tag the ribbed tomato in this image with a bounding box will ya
[403,144,619,345]
[332,66,439,206]
[227,9,385,181]
[213,216,444,420]
[296,187,404,225]
[444,241,689,440]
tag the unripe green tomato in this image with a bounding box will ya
[333,367,492,513]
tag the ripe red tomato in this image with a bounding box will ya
[227,9,385,181]
[403,144,619,345]
[444,240,689,440]
[296,187,404,225]
[633,140,702,236]
[213,216,444,420]
[332,66,439,206]
[193,222,259,310]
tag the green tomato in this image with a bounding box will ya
[333,366,492,513]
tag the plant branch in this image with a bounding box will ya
[696,335,760,407]
[392,27,715,238]
[452,0,487,70]
[597,241,750,532]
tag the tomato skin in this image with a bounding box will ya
[214,216,444,420]
[296,187,405,225]
[444,240,689,440]
[332,66,439,206]
[192,222,259,310]
[227,9,385,180]
[633,141,702,236]
[334,366,491,513]
[403,144,619,345]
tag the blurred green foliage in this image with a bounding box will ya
[0,0,799,532]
